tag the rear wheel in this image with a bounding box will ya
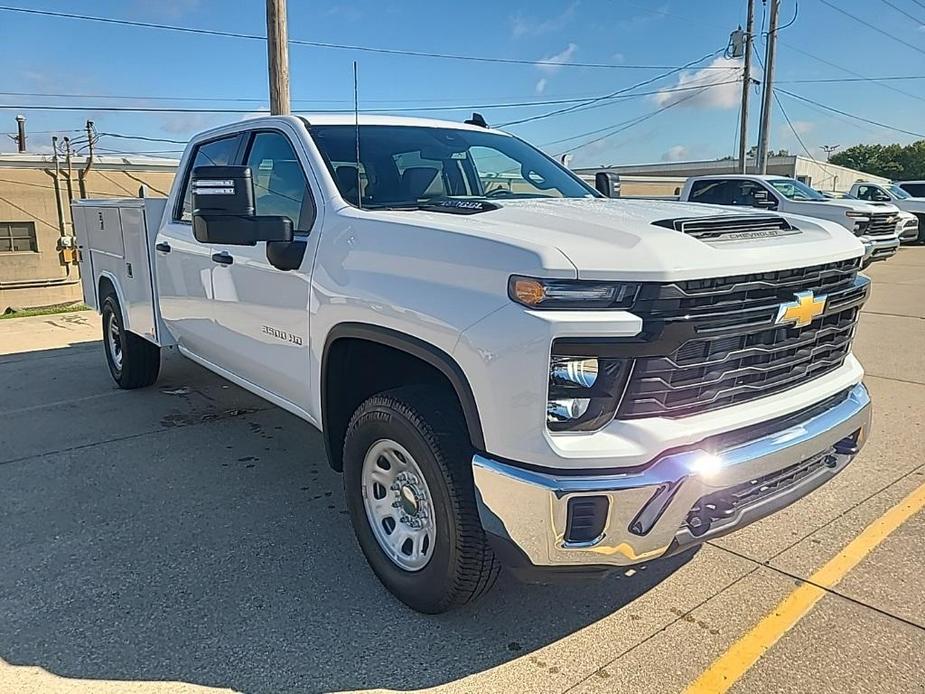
[343,386,500,613]
[101,294,160,389]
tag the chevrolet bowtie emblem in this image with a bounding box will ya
[776,290,827,328]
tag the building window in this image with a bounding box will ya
[0,222,38,253]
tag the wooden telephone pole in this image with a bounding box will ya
[266,0,291,115]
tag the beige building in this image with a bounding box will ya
[573,155,889,196]
[0,153,177,311]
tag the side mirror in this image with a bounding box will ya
[191,165,293,245]
[752,190,778,209]
[594,172,620,198]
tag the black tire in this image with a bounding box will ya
[343,386,501,613]
[916,214,925,244]
[101,293,160,389]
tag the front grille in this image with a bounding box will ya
[866,212,897,237]
[684,446,837,536]
[618,258,868,419]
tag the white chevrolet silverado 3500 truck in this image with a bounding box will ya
[848,181,925,244]
[73,115,872,613]
[679,174,901,265]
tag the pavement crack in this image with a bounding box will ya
[559,565,763,694]
[707,543,925,633]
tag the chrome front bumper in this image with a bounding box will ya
[861,234,900,262]
[473,383,871,569]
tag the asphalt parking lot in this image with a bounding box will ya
[1,249,923,694]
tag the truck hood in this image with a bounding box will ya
[785,199,898,214]
[894,197,925,213]
[374,198,865,282]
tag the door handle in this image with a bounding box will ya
[155,242,171,253]
[211,252,234,265]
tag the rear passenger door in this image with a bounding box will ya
[155,133,243,357]
[207,128,318,412]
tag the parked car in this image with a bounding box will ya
[73,115,872,613]
[849,181,925,243]
[679,174,901,264]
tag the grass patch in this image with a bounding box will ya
[1,303,91,319]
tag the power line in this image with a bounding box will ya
[778,75,925,84]
[2,79,742,122]
[776,88,925,138]
[0,5,735,71]
[0,83,740,116]
[499,48,726,127]
[615,0,925,105]
[878,0,925,23]
[552,78,727,155]
[816,0,925,56]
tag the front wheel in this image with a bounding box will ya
[343,386,500,613]
[101,294,160,389]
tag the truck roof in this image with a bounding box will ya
[246,113,511,135]
[686,173,792,182]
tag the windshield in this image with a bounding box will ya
[886,184,910,199]
[308,124,597,208]
[768,178,827,201]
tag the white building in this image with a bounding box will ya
[574,155,888,194]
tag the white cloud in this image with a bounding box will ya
[653,57,743,110]
[537,43,578,74]
[791,120,814,136]
[511,2,579,38]
[617,3,669,29]
[662,145,689,162]
[535,78,548,95]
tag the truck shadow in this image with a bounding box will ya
[0,343,697,693]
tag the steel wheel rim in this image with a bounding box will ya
[361,439,436,572]
[107,311,123,372]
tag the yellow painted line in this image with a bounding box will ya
[685,479,925,694]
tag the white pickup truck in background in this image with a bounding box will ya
[679,174,901,264]
[74,114,872,613]
[848,181,925,244]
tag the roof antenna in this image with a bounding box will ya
[353,60,362,209]
[465,112,488,128]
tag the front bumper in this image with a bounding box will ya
[473,383,870,569]
[860,234,900,262]
[898,221,920,243]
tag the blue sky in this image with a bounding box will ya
[1,0,923,166]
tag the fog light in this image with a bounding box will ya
[551,357,599,388]
[547,398,591,422]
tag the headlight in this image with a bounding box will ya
[509,275,639,309]
[845,211,870,219]
[547,347,632,432]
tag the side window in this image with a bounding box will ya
[688,180,732,204]
[245,132,313,231]
[900,183,925,196]
[176,135,241,222]
[733,180,770,207]
[856,186,872,201]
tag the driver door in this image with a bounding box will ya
[208,129,317,411]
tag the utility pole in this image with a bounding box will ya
[737,0,755,173]
[15,114,27,152]
[266,0,291,115]
[755,0,780,174]
[820,144,840,162]
[78,120,94,199]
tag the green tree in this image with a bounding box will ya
[830,140,925,179]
